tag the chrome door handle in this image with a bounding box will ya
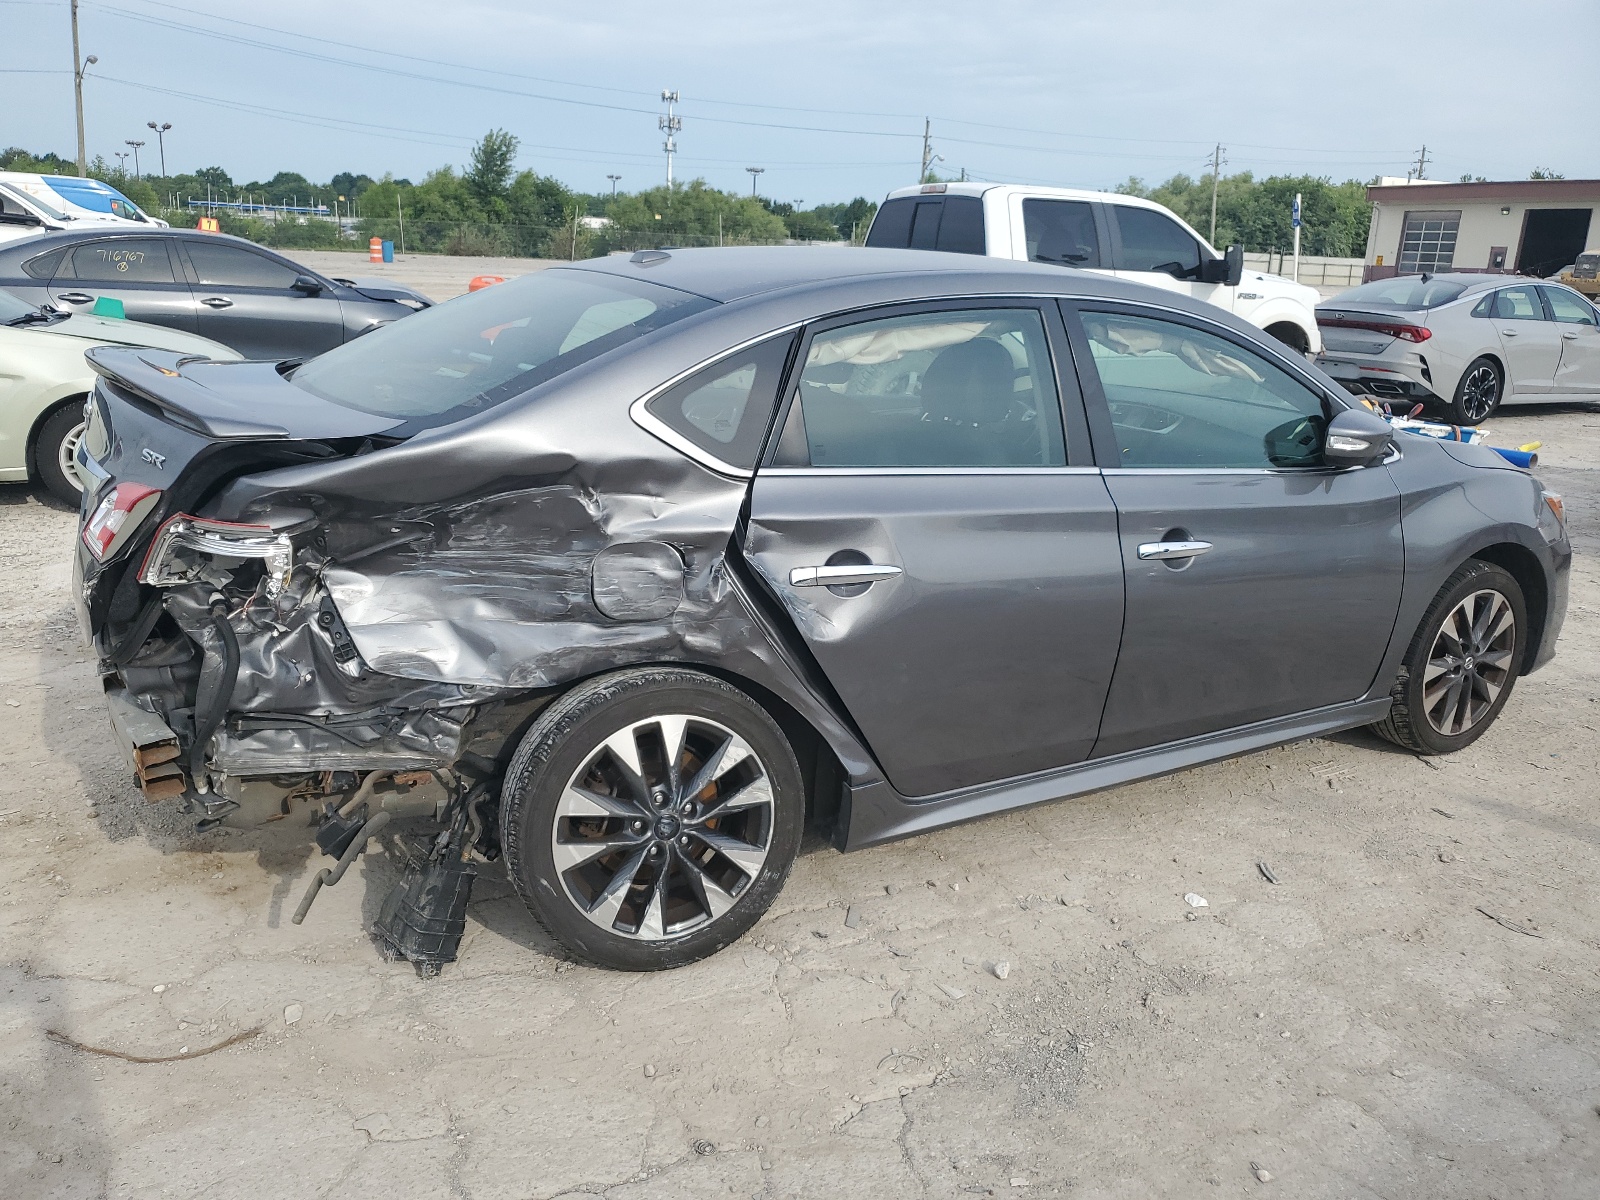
[200,296,234,308]
[56,292,93,304]
[789,563,902,587]
[1137,540,1213,561]
[1562,331,1579,340]
[1500,328,1518,336]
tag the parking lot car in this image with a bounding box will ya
[0,171,168,229]
[866,182,1323,355]
[1316,274,1600,424]
[0,228,431,361]
[0,289,239,502]
[72,248,1569,972]
[0,181,80,249]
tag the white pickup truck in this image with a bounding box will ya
[866,182,1322,355]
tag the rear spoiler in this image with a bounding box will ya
[86,347,290,440]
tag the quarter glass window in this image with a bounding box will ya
[789,308,1065,468]
[1542,286,1597,325]
[644,333,795,469]
[1081,311,1328,470]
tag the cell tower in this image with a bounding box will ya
[659,90,681,188]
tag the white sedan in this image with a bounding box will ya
[1315,273,1600,424]
[1,290,239,502]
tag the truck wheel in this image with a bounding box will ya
[1370,560,1525,755]
[33,404,88,506]
[1266,322,1311,357]
[499,667,804,970]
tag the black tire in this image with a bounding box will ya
[1448,357,1502,426]
[33,403,87,506]
[500,667,804,970]
[1371,560,1526,755]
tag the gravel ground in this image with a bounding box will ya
[1,405,1597,1200]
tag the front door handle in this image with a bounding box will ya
[200,296,234,308]
[1562,330,1579,340]
[1500,328,1519,337]
[1137,540,1213,562]
[790,564,902,587]
[55,292,93,304]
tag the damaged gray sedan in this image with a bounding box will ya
[73,247,1570,972]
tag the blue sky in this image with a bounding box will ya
[2,0,1594,201]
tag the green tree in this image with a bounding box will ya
[465,129,518,212]
[601,181,787,250]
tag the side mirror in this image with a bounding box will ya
[1223,245,1244,286]
[1323,407,1395,468]
[291,274,323,295]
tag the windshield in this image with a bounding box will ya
[0,181,68,221]
[291,268,714,430]
[1329,277,1469,311]
[0,290,38,322]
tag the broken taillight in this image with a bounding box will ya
[139,515,296,596]
[81,482,163,561]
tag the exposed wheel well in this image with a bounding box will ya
[1265,321,1310,355]
[1470,543,1547,673]
[26,394,88,481]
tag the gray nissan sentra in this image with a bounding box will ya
[71,247,1570,971]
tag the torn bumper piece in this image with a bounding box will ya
[104,686,187,801]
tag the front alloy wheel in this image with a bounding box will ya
[1371,559,1526,755]
[501,668,804,970]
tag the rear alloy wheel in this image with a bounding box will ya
[1449,357,1502,425]
[500,668,803,970]
[34,405,87,506]
[1371,560,1526,755]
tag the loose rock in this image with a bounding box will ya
[1184,893,1209,908]
[643,1063,657,1078]
[692,1139,716,1156]
[283,1003,303,1026]
[991,960,1011,980]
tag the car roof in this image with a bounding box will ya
[570,245,1130,304]
[882,180,1186,214]
[0,226,292,265]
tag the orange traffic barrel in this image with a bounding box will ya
[369,237,383,263]
[468,275,506,292]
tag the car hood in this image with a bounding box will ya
[329,276,433,307]
[49,312,242,359]
[1245,270,1320,307]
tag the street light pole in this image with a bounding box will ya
[746,166,764,197]
[147,122,171,176]
[70,0,97,177]
[606,174,621,199]
[125,139,144,179]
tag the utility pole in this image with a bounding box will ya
[125,139,144,178]
[606,173,621,199]
[1208,142,1226,243]
[148,122,172,176]
[659,90,681,189]
[396,193,405,256]
[1412,144,1429,181]
[70,1,97,177]
[920,118,932,182]
[746,166,764,197]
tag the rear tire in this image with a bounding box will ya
[1371,560,1526,755]
[34,404,87,506]
[499,667,804,970]
[1448,357,1502,425]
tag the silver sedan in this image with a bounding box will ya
[1315,273,1600,424]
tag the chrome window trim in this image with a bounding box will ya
[759,466,1104,477]
[628,322,804,480]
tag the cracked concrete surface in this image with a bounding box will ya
[2,406,1599,1199]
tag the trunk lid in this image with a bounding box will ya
[1316,306,1432,355]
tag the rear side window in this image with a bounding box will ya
[1023,199,1101,267]
[1113,206,1201,277]
[184,241,299,289]
[643,333,795,470]
[865,196,986,254]
[781,307,1065,468]
[1491,286,1547,320]
[68,239,177,283]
